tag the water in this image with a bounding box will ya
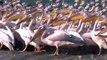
[0,50,107,60]
[0,46,107,60]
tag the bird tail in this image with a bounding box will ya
[102,39,107,49]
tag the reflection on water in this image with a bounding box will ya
[0,46,107,60]
[0,51,107,60]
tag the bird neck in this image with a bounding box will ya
[41,30,47,40]
[77,22,85,33]
[92,19,99,32]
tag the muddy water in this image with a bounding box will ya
[0,51,107,60]
[0,46,107,60]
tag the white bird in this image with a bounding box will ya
[0,29,14,51]
[32,25,85,56]
[1,26,15,46]
[0,22,15,50]
[16,28,40,52]
[80,1,85,6]
[84,4,90,10]
[90,19,107,55]
[15,20,42,52]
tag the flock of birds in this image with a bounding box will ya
[0,0,107,56]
